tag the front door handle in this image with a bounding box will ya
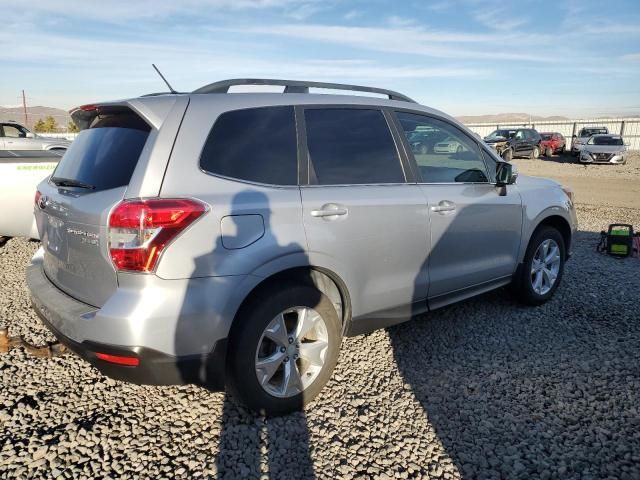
[431,200,456,214]
[311,203,348,218]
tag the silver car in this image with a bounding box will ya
[26,79,577,415]
[579,134,627,164]
[0,122,71,151]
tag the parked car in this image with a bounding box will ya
[408,128,448,154]
[0,150,61,239]
[579,134,627,164]
[433,136,466,154]
[571,126,608,156]
[540,132,566,156]
[26,79,577,415]
[0,122,71,151]
[483,128,542,161]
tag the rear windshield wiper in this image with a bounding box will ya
[50,177,96,190]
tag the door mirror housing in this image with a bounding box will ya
[496,162,515,186]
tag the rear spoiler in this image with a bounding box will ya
[69,103,131,131]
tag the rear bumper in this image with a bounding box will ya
[25,249,240,389]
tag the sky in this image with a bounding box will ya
[1,0,640,117]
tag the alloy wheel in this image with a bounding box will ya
[255,307,329,398]
[530,239,561,295]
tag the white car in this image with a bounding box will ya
[0,151,62,239]
[434,136,465,154]
[1,122,71,150]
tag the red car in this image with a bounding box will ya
[540,132,566,156]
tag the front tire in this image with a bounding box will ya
[546,146,554,157]
[530,146,540,160]
[226,284,341,416]
[513,226,565,305]
[502,149,513,162]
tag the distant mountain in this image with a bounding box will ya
[0,106,71,130]
[456,113,570,124]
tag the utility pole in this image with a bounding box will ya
[22,90,28,128]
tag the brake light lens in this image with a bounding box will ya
[35,190,41,207]
[95,352,140,366]
[108,198,207,273]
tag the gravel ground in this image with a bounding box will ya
[512,152,640,209]
[1,204,640,479]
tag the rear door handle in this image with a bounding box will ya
[431,200,456,214]
[311,203,348,218]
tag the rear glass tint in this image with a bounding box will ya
[304,108,404,185]
[52,112,150,192]
[200,106,298,185]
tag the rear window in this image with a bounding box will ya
[200,106,298,185]
[51,112,150,192]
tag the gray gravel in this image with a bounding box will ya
[1,204,640,480]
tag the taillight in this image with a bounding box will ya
[108,198,207,273]
[35,190,41,207]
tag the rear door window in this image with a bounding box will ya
[304,108,404,185]
[200,106,298,185]
[52,112,150,192]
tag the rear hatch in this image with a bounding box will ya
[35,106,152,307]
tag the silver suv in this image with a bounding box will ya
[26,79,577,415]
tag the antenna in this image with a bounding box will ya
[151,64,177,94]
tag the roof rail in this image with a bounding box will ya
[192,78,416,103]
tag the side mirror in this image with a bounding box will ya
[496,162,515,186]
[26,132,35,138]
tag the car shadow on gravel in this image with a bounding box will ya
[538,153,575,164]
[389,228,640,479]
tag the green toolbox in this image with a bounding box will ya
[606,224,634,257]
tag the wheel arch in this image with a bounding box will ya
[229,266,352,340]
[527,214,572,260]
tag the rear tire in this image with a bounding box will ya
[502,149,513,162]
[226,284,341,416]
[513,226,565,306]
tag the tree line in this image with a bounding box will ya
[32,116,79,133]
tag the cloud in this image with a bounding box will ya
[473,8,528,31]
[343,10,361,20]
[1,0,310,24]
[427,1,452,12]
[287,2,327,20]
[234,23,558,62]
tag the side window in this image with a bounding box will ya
[515,130,525,140]
[200,106,298,185]
[304,108,404,185]
[2,125,23,137]
[396,112,490,183]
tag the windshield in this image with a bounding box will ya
[541,134,552,140]
[581,128,607,136]
[589,136,624,146]
[486,129,516,140]
[51,113,150,192]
